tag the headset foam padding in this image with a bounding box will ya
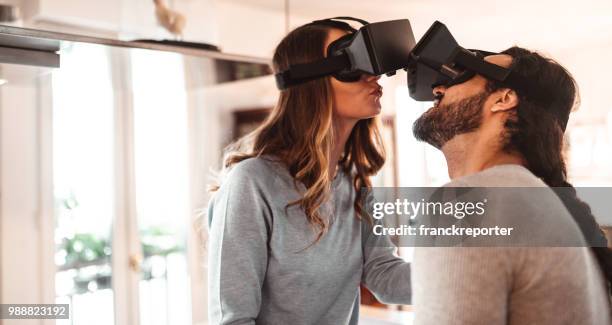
[326,33,362,82]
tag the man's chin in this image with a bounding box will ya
[412,116,444,149]
[423,137,444,150]
[424,105,439,114]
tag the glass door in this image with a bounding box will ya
[52,43,194,325]
[52,43,116,325]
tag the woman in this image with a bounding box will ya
[207,18,411,325]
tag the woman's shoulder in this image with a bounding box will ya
[207,156,282,227]
[230,155,284,175]
[222,155,287,187]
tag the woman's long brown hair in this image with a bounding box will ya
[211,22,386,243]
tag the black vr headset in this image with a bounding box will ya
[274,18,531,98]
[274,17,416,90]
[406,21,548,102]
[405,21,563,129]
[276,18,559,128]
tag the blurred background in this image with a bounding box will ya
[0,0,611,324]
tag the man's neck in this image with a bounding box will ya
[441,131,526,180]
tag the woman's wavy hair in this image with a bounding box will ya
[489,46,612,295]
[210,21,385,244]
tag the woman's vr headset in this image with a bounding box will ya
[274,17,416,90]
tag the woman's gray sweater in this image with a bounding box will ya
[207,156,411,325]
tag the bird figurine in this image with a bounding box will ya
[153,0,186,39]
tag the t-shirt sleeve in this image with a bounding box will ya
[207,166,271,324]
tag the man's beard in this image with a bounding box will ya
[412,92,489,149]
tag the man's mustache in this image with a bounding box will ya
[433,93,444,107]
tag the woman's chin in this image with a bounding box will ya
[371,102,382,115]
[372,96,382,110]
[361,107,382,119]
[339,103,382,120]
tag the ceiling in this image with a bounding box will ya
[220,0,612,121]
[222,0,612,52]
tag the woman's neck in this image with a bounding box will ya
[330,117,357,179]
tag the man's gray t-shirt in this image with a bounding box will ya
[207,156,411,325]
[413,164,611,325]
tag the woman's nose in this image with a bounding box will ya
[363,74,381,82]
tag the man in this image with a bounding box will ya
[411,46,611,324]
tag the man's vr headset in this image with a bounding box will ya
[405,21,564,128]
[406,21,548,103]
[274,17,416,90]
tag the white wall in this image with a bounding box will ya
[556,42,612,124]
[37,0,122,30]
[0,83,41,306]
[0,66,55,325]
[14,0,287,58]
[214,1,285,58]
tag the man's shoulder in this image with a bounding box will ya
[445,164,546,188]
[441,164,585,245]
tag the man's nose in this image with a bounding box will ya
[432,84,446,96]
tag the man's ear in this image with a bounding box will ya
[490,88,519,112]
